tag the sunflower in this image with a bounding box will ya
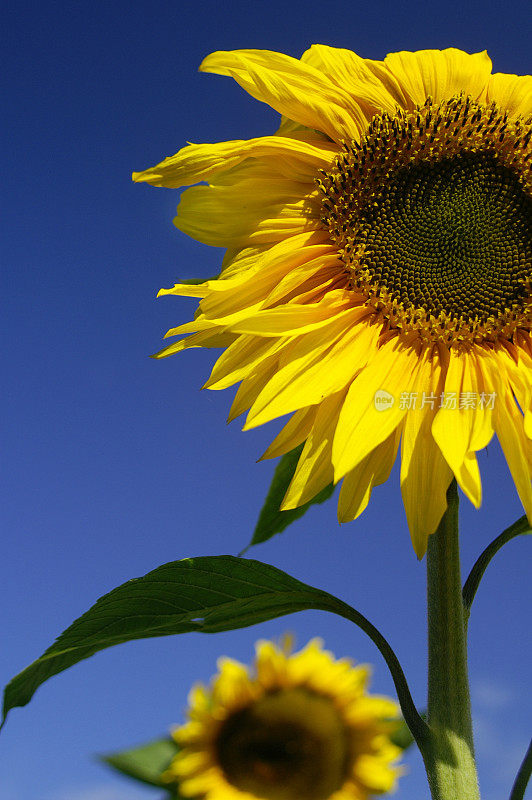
[134,46,532,556]
[162,638,402,800]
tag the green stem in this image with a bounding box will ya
[419,480,481,799]
[509,739,532,800]
[462,515,531,626]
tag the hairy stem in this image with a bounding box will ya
[419,480,481,799]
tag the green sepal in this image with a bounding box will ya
[389,711,426,750]
[100,737,179,789]
[243,444,334,552]
[389,717,416,750]
[178,276,218,285]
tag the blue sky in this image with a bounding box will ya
[2,1,531,798]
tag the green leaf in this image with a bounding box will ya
[1,557,315,724]
[462,515,531,622]
[2,556,427,748]
[101,737,179,788]
[244,445,334,551]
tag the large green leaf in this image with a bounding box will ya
[101,737,179,789]
[1,557,320,723]
[2,556,426,746]
[244,445,334,551]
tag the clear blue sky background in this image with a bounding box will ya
[2,2,530,799]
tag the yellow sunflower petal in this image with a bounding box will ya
[466,349,495,453]
[345,695,400,723]
[337,429,400,523]
[401,410,453,559]
[431,348,491,506]
[281,391,345,508]
[384,47,492,106]
[228,294,352,337]
[353,753,400,792]
[301,44,409,117]
[487,72,532,120]
[213,657,253,707]
[245,310,376,429]
[200,49,364,142]
[175,178,319,247]
[198,231,334,319]
[259,406,316,460]
[133,134,337,187]
[487,358,532,520]
[228,354,280,422]
[333,338,431,481]
[254,639,289,688]
[204,335,285,391]
[501,345,532,438]
[263,253,343,306]
[152,329,235,359]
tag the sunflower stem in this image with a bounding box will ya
[420,480,481,799]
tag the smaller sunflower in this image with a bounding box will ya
[163,638,402,800]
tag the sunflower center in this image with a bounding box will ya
[215,688,350,800]
[318,96,532,346]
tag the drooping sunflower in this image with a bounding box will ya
[162,638,402,800]
[134,46,532,556]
